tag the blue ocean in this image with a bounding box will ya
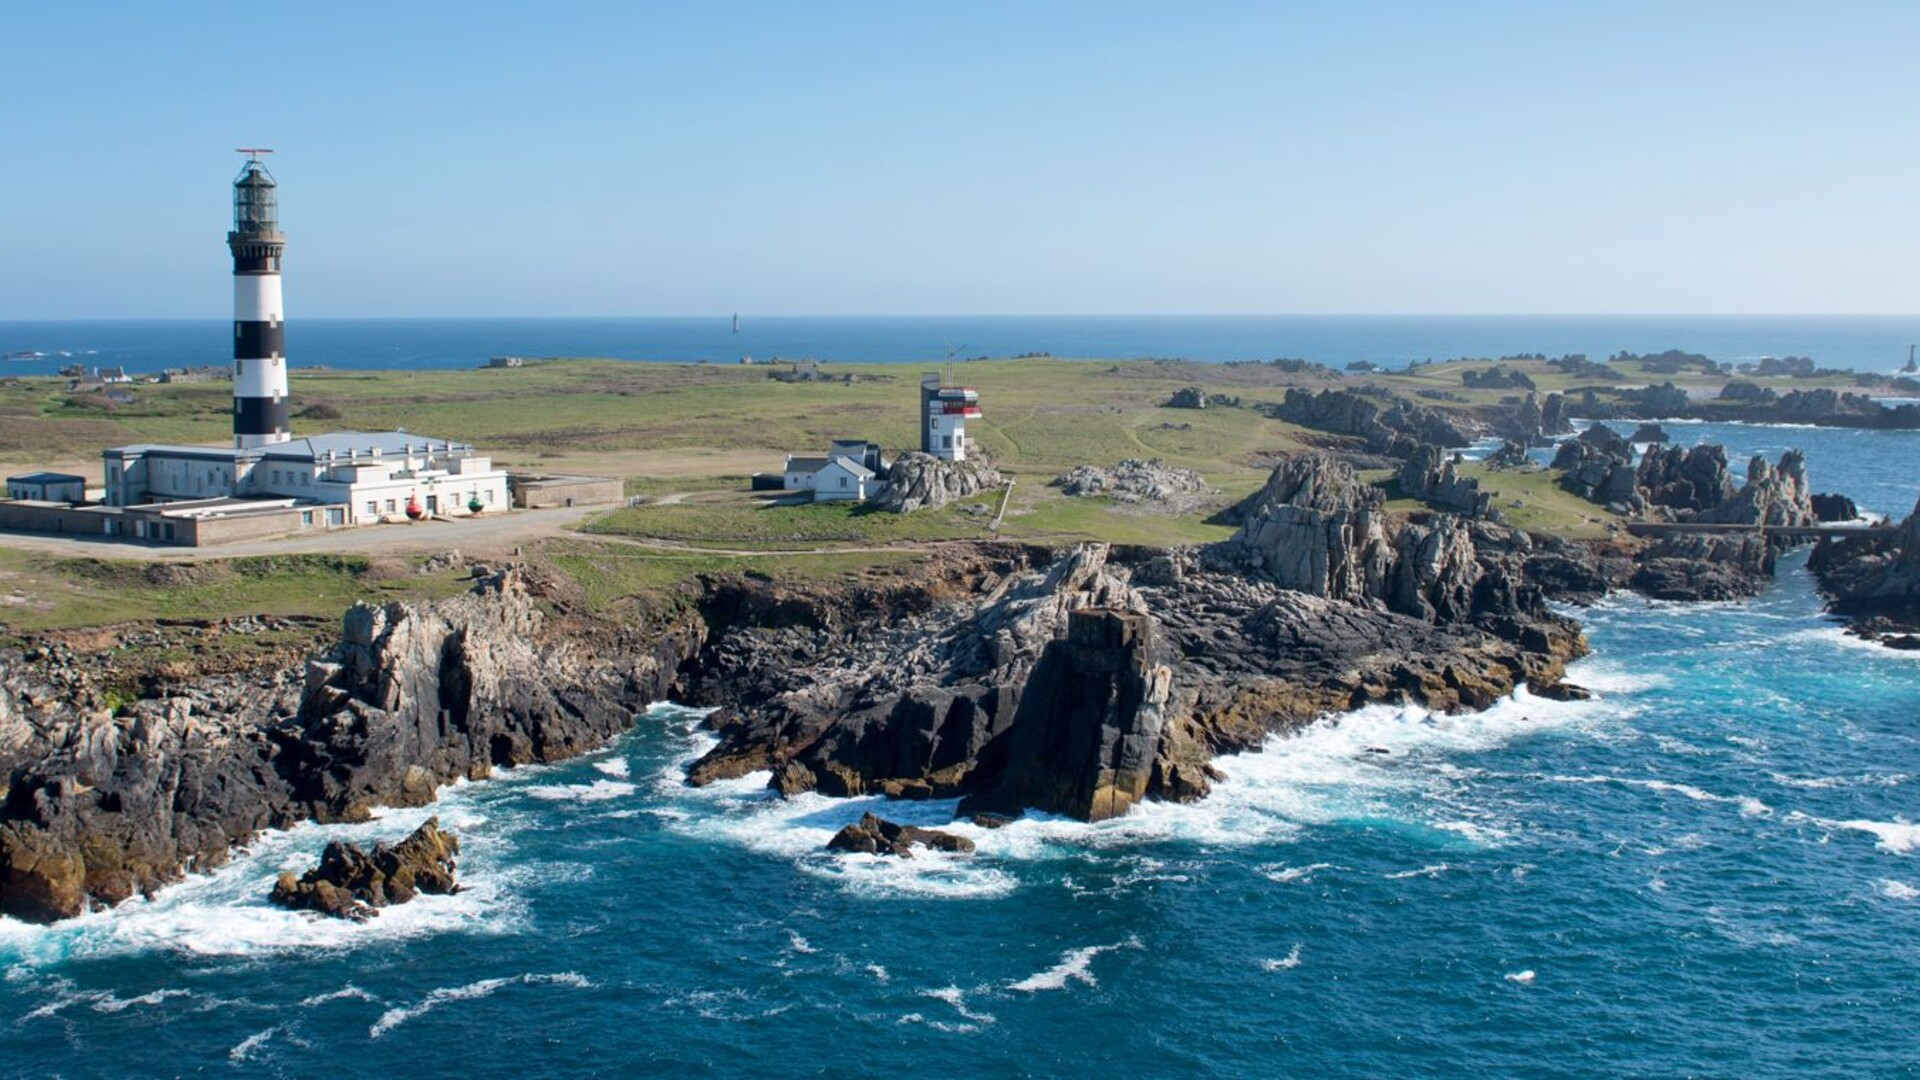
[4,314,1920,376]
[3,318,1919,1076]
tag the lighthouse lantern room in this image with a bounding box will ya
[921,374,981,462]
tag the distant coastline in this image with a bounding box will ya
[3,314,1920,378]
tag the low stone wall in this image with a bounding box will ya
[507,474,623,509]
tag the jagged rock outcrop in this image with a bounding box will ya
[0,569,699,923]
[1637,443,1735,513]
[269,817,460,921]
[1631,533,1778,601]
[1501,392,1571,445]
[1053,459,1211,511]
[1396,444,1495,519]
[961,608,1174,821]
[683,524,1584,824]
[1811,493,1860,523]
[1811,497,1920,645]
[1165,387,1208,409]
[1487,439,1531,468]
[1696,451,1815,528]
[826,812,975,857]
[1630,423,1671,444]
[1224,454,1392,603]
[876,452,1005,514]
[1266,388,1477,457]
[1552,424,1641,510]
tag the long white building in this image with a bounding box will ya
[103,432,508,525]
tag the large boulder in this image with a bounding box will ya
[876,452,1005,514]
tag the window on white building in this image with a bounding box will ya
[365,501,377,518]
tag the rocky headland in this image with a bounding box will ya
[0,567,699,923]
[682,453,1586,823]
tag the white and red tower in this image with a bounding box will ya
[921,374,981,461]
[229,149,290,448]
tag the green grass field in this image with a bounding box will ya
[13,350,1819,633]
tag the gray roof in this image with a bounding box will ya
[262,431,474,461]
[786,456,831,473]
[7,472,86,484]
[822,455,876,480]
[103,444,241,461]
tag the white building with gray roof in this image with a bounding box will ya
[103,430,508,525]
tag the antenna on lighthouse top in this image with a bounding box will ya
[235,148,275,162]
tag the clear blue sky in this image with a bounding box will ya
[6,1,1917,318]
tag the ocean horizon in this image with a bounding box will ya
[4,313,1919,378]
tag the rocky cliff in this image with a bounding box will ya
[0,568,700,923]
[1810,496,1920,647]
[684,455,1585,824]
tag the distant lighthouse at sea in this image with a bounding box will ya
[229,149,290,448]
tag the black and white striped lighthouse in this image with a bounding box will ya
[228,150,290,448]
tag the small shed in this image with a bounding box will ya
[6,472,87,503]
[814,456,876,502]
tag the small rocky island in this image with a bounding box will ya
[270,817,461,921]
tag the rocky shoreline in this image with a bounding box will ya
[3,438,1917,923]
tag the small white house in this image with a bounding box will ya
[814,456,877,501]
[783,455,830,493]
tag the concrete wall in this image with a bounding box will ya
[0,501,118,538]
[508,474,623,509]
[173,508,311,545]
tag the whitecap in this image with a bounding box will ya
[369,973,592,1038]
[1008,936,1141,993]
[1505,970,1536,984]
[300,985,380,1007]
[786,930,817,955]
[1259,862,1335,884]
[524,779,637,803]
[1383,863,1452,880]
[1259,944,1303,971]
[229,1026,278,1063]
[921,985,997,1024]
[1823,817,1920,854]
[1880,880,1919,900]
[593,758,633,779]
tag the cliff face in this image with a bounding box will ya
[0,569,700,924]
[684,455,1585,825]
[1811,496,1920,645]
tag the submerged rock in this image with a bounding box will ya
[270,817,460,920]
[826,812,975,857]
